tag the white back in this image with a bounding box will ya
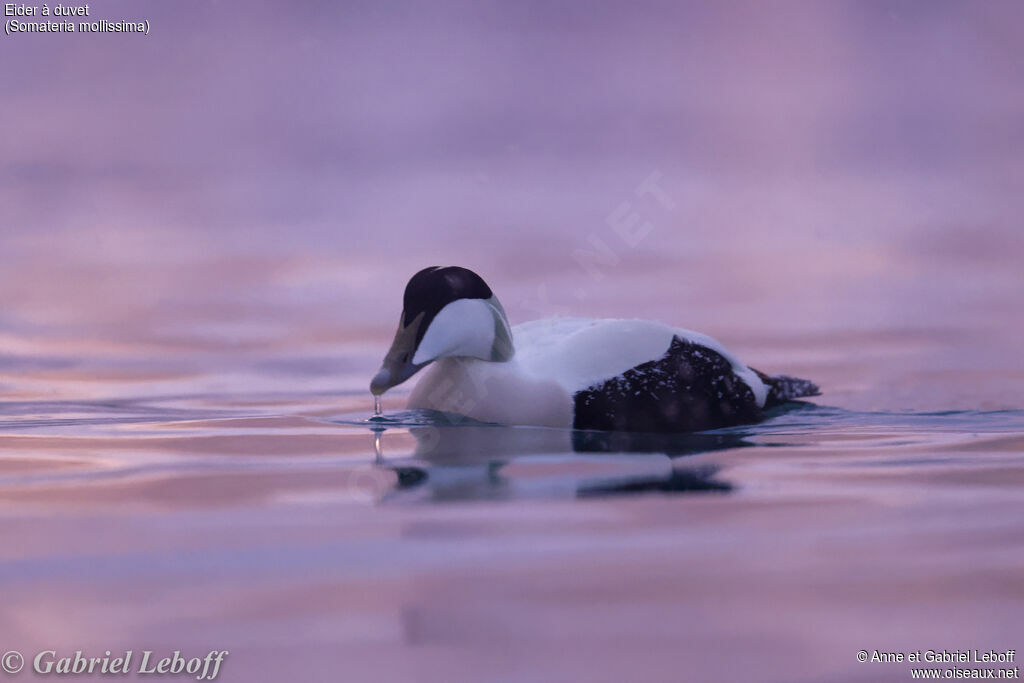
[513,317,768,407]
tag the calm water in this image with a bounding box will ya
[2,373,1023,682]
[4,1,1024,681]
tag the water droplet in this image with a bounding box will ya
[373,394,382,417]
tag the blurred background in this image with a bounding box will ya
[2,0,1022,408]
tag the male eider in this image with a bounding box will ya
[371,266,819,432]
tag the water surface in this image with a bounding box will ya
[2,384,1023,682]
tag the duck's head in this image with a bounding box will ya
[370,266,514,396]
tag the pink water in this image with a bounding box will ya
[2,2,1024,681]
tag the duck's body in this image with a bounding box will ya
[372,267,818,433]
[410,317,774,430]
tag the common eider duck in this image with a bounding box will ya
[370,266,819,432]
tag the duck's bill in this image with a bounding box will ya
[370,314,425,395]
[370,360,423,395]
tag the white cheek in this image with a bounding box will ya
[412,299,496,365]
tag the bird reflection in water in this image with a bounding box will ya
[367,416,751,503]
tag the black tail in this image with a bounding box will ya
[752,369,820,408]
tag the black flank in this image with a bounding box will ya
[573,336,763,433]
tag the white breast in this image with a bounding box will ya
[407,355,574,427]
